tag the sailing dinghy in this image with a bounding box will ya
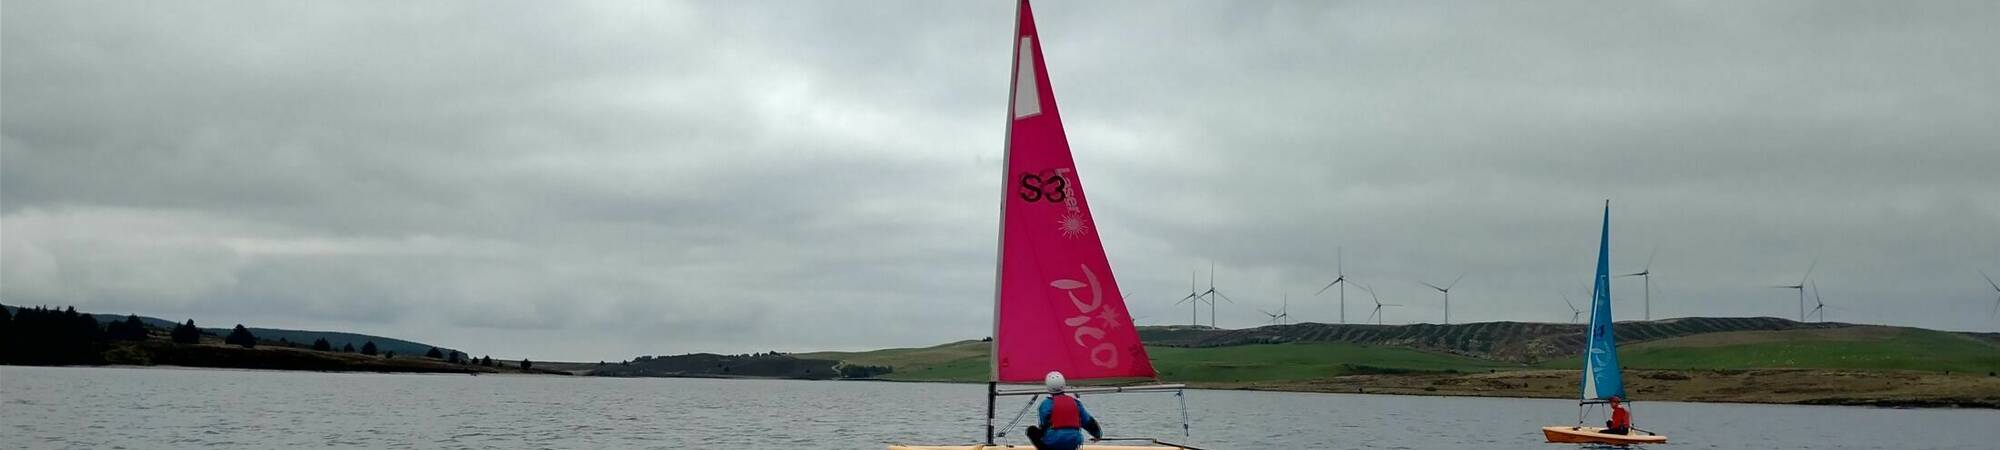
[889,1,1197,449]
[1541,202,1667,445]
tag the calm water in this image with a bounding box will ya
[3,366,1995,449]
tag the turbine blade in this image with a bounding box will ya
[1801,258,1818,284]
[1982,269,2000,292]
[1315,279,1340,295]
[1448,273,1465,289]
[1421,281,1444,291]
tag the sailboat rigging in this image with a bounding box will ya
[1542,201,1668,445]
[890,1,1194,449]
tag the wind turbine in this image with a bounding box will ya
[1198,262,1233,328]
[1315,247,1348,324]
[1359,283,1400,325]
[1981,270,2000,320]
[1260,293,1290,325]
[1174,271,1202,326]
[1772,259,1817,322]
[1421,273,1465,325]
[1620,248,1657,320]
[1560,291,1582,324]
[1809,280,1828,323]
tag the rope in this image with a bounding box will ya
[993,394,1041,438]
[1177,389,1192,437]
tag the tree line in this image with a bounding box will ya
[2,303,510,369]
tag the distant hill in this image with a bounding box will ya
[2,304,458,358]
[568,353,845,380]
[802,317,2000,383]
[1135,317,1974,363]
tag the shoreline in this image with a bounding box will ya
[838,368,2000,409]
[11,363,1995,409]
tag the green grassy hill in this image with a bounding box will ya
[1536,326,2000,373]
[804,320,2000,384]
[802,340,1515,383]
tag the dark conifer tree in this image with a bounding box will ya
[171,319,201,344]
[360,341,378,356]
[74,314,102,344]
[113,315,148,341]
[224,325,256,348]
[520,358,532,370]
[425,347,444,359]
[0,304,12,352]
[341,343,356,353]
[312,338,332,351]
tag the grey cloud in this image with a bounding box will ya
[4,1,1998,361]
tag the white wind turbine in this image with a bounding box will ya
[1359,283,1401,325]
[1197,262,1234,328]
[1315,247,1349,324]
[1982,270,2000,321]
[1260,293,1290,326]
[1421,273,1466,325]
[1174,271,1203,326]
[1808,281,1829,323]
[1561,291,1582,324]
[1619,248,1658,321]
[1773,259,1817,322]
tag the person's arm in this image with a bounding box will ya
[1078,401,1102,439]
[1037,398,1053,429]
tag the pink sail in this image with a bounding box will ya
[992,0,1155,383]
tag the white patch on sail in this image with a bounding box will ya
[1582,350,1599,400]
[1013,36,1041,119]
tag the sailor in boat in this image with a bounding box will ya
[1603,396,1633,435]
[1024,371,1104,450]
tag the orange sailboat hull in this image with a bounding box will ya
[1542,426,1668,445]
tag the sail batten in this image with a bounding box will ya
[991,0,1154,383]
[1581,202,1626,401]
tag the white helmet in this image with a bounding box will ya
[1044,371,1067,393]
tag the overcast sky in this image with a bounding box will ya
[5,0,1997,361]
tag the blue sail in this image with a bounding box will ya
[1581,201,1626,401]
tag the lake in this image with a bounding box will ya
[3,365,1995,449]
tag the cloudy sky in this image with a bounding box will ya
[5,0,1997,361]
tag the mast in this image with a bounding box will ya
[986,1,1026,443]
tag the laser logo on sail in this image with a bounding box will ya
[1017,168,1089,238]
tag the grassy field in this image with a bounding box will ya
[798,322,2000,407]
[1534,327,2000,374]
[1146,343,1515,382]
